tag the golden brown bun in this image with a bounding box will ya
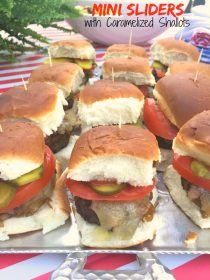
[53,161,71,216]
[156,38,199,56]
[164,165,210,229]
[68,125,160,170]
[105,44,147,58]
[154,73,210,128]
[151,38,199,63]
[49,40,95,60]
[29,63,84,95]
[79,80,144,104]
[173,111,210,166]
[157,149,172,172]
[168,61,210,76]
[102,57,155,86]
[0,119,44,163]
[0,82,58,119]
[103,57,151,74]
[50,39,92,49]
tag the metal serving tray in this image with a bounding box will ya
[1,65,210,255]
[50,251,176,280]
[1,173,210,254]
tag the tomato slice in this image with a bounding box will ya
[138,85,149,97]
[66,179,155,201]
[173,154,210,191]
[144,98,178,140]
[156,69,166,79]
[0,146,55,213]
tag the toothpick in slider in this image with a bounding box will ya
[0,124,2,133]
[198,48,203,63]
[179,31,183,41]
[128,30,132,59]
[58,168,68,186]
[48,49,53,67]
[119,113,122,129]
[21,75,27,91]
[194,70,199,83]
[112,67,115,83]
[194,48,203,83]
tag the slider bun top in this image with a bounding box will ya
[173,110,210,166]
[151,38,200,66]
[0,82,58,118]
[49,39,96,60]
[29,63,84,97]
[102,57,155,86]
[154,73,210,128]
[168,61,210,76]
[105,44,147,59]
[78,80,144,127]
[103,57,151,74]
[67,125,160,186]
[0,119,44,181]
[0,82,66,136]
[79,80,144,104]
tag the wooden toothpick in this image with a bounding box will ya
[0,124,2,133]
[194,70,199,83]
[194,48,203,82]
[59,168,68,183]
[128,30,132,59]
[198,48,203,63]
[112,67,115,83]
[21,75,27,91]
[48,49,53,67]
[119,113,122,129]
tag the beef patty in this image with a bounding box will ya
[156,136,172,150]
[75,195,153,227]
[75,197,100,225]
[75,194,155,238]
[45,108,81,153]
[182,177,210,218]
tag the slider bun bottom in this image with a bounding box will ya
[157,149,172,172]
[164,165,210,229]
[75,213,157,248]
[0,161,70,241]
[75,188,159,248]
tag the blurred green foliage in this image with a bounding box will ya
[0,0,81,60]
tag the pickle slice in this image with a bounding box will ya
[191,160,210,179]
[75,59,93,70]
[0,183,16,208]
[152,61,166,71]
[44,57,71,64]
[11,165,44,187]
[91,183,126,196]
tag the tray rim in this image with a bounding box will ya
[0,248,209,254]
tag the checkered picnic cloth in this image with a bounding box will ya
[175,16,210,64]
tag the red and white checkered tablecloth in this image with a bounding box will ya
[1,21,210,280]
[1,253,210,280]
